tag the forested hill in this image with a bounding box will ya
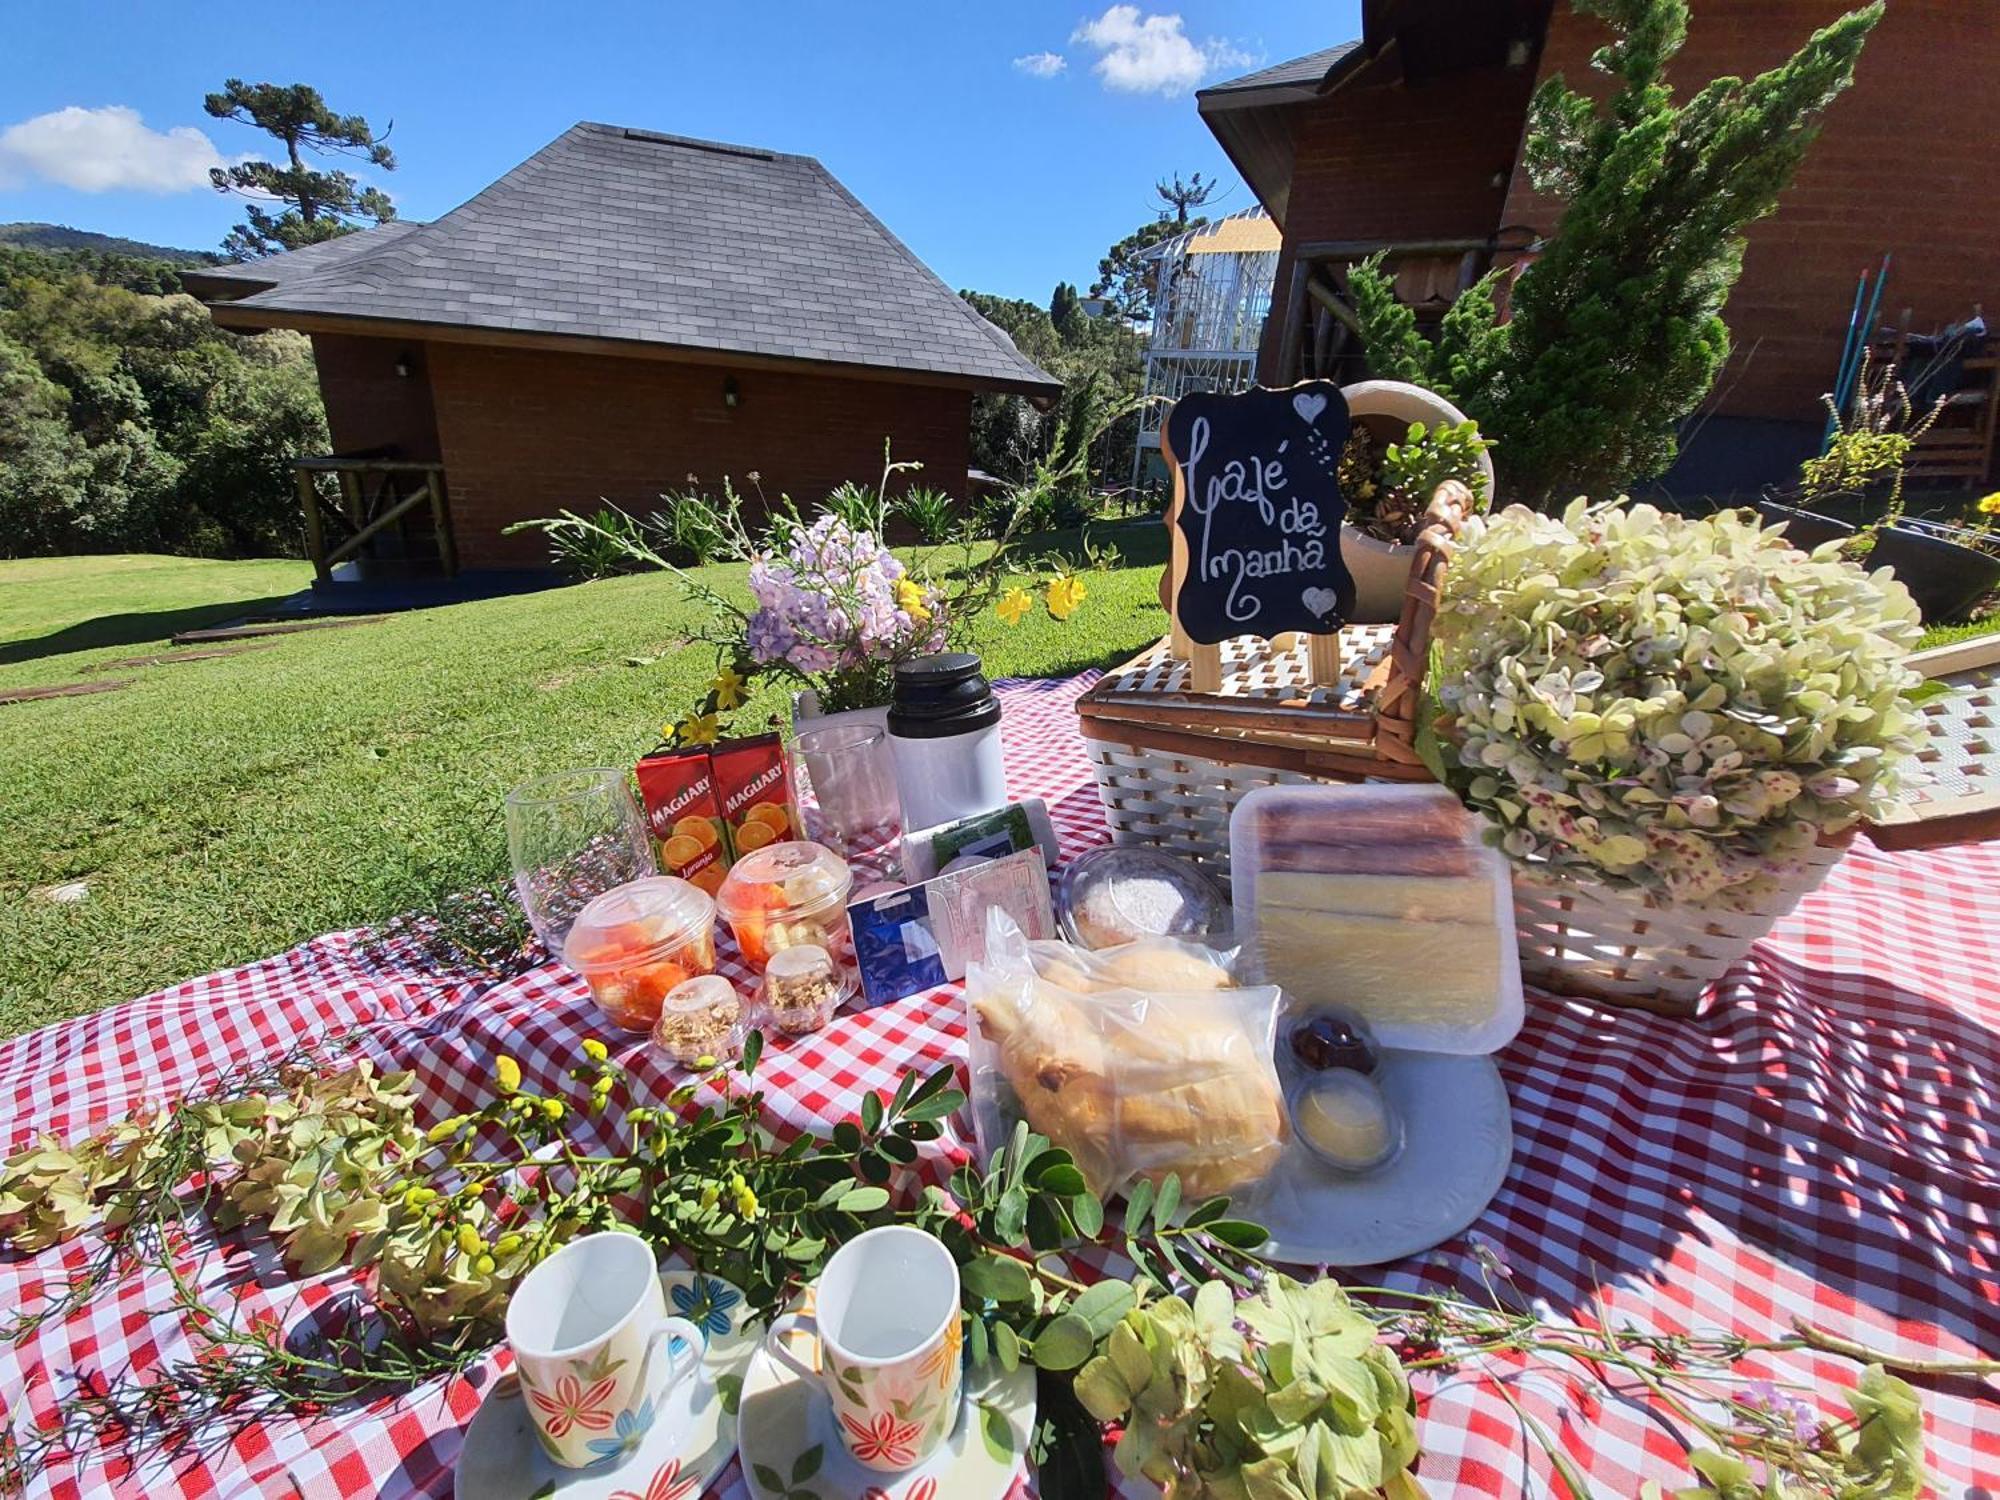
[0,222,217,264]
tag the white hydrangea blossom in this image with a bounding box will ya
[1433,500,1924,907]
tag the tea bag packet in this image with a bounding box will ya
[965,912,1286,1202]
[1229,784,1523,1054]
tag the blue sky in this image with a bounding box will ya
[1,2,1358,302]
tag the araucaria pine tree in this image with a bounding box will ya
[1350,0,1882,508]
[204,81,397,260]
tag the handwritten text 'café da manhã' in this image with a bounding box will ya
[1169,385,1352,643]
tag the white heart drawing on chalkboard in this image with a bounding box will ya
[1293,392,1328,426]
[1301,586,1341,619]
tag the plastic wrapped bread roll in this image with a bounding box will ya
[965,913,1285,1201]
[1229,784,1524,1055]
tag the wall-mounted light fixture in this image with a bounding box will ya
[723,376,741,409]
[393,352,413,378]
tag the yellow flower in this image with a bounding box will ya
[996,586,1033,627]
[541,1099,565,1122]
[895,577,932,623]
[494,1232,524,1256]
[494,1056,522,1096]
[1979,491,2000,516]
[474,1254,496,1276]
[456,1223,484,1257]
[679,714,720,746]
[581,1038,608,1063]
[710,665,749,711]
[1045,575,1087,622]
[426,1115,468,1144]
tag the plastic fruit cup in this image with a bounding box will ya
[562,875,719,1033]
[715,840,854,974]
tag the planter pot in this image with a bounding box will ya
[1511,833,1854,1016]
[1340,527,1419,624]
[790,691,891,736]
[1338,380,1497,626]
[1753,500,1854,552]
[1867,522,2000,623]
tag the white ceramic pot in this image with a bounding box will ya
[1337,380,1496,625]
[790,690,891,737]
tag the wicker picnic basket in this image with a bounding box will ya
[1076,484,1467,882]
[1077,480,1859,1015]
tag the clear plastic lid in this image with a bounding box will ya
[562,875,716,974]
[1228,783,1522,1055]
[1055,846,1229,950]
[715,840,854,924]
[661,973,740,1017]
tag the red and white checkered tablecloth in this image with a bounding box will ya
[1,674,1994,1499]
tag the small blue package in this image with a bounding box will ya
[849,848,1054,1004]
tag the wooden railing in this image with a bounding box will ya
[294,454,456,584]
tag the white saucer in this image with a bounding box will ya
[456,1271,756,1499]
[738,1300,1036,1500]
[1253,1050,1513,1266]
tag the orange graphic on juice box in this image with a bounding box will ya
[711,733,800,860]
[634,748,731,887]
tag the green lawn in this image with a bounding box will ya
[0,532,1170,1039]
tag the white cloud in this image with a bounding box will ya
[1071,6,1253,95]
[1013,51,1068,79]
[0,105,230,194]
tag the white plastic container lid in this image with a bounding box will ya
[562,875,716,974]
[1228,783,1522,1055]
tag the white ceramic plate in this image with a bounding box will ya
[737,1299,1036,1500]
[1253,1050,1513,1266]
[456,1271,755,1500]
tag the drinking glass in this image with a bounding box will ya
[504,767,657,956]
[791,723,901,864]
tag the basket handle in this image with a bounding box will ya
[1371,479,1472,769]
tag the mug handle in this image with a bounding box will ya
[642,1315,707,1406]
[764,1308,821,1384]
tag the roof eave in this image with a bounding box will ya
[209,302,1061,399]
[1197,41,1381,228]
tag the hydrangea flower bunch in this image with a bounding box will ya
[743,513,948,680]
[1431,500,1925,906]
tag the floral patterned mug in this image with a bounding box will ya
[505,1231,707,1470]
[767,1225,964,1472]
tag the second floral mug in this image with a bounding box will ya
[505,1231,707,1470]
[766,1224,964,1472]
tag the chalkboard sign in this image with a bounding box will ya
[1164,381,1355,647]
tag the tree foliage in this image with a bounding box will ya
[204,80,397,260]
[961,287,1144,506]
[0,247,327,558]
[1348,0,1881,507]
[1089,170,1222,325]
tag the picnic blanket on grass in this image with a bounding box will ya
[1,674,1994,1499]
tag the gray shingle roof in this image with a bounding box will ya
[218,124,1056,395]
[1201,41,1361,98]
[179,221,423,300]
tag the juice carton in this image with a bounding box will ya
[634,747,730,895]
[711,732,801,860]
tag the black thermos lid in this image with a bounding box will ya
[887,652,1002,740]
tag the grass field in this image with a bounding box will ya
[0,534,1171,1038]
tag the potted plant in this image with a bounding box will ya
[1337,380,1495,623]
[513,451,1085,745]
[1426,499,1925,1008]
[1762,351,1998,621]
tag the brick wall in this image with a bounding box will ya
[1502,0,1999,422]
[424,342,972,567]
[1258,63,1541,375]
[310,333,442,460]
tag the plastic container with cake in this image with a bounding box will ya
[714,840,854,974]
[562,875,719,1033]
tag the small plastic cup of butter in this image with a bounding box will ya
[1284,1010,1404,1175]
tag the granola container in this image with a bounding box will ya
[651,973,747,1066]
